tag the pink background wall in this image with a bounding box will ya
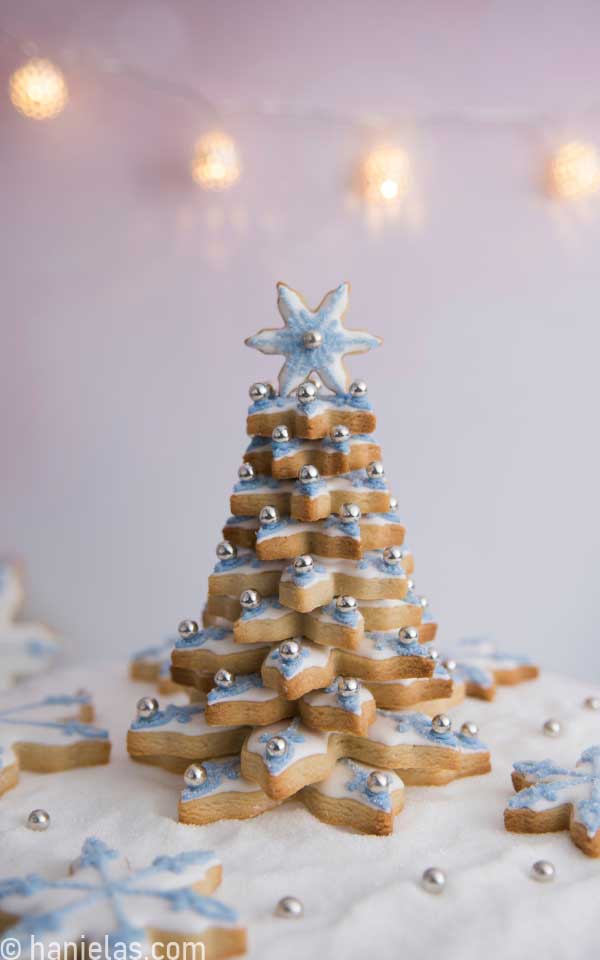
[2,1,599,676]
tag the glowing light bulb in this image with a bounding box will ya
[191,131,241,191]
[363,147,410,203]
[550,141,600,199]
[9,58,68,120]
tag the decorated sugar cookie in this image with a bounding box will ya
[245,282,382,395]
[0,836,246,959]
[0,692,111,797]
[505,746,600,856]
[445,636,539,700]
[246,389,377,439]
[0,560,59,691]
[129,636,184,693]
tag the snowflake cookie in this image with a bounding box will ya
[505,746,600,856]
[0,560,59,691]
[0,693,111,798]
[0,836,246,958]
[445,636,539,700]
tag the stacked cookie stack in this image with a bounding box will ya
[127,282,491,834]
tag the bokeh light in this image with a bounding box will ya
[191,131,241,191]
[363,147,410,203]
[549,141,600,199]
[9,58,68,120]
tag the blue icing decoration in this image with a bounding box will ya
[369,632,428,658]
[268,645,310,677]
[248,395,287,413]
[342,759,392,811]
[182,758,242,801]
[322,436,351,454]
[288,562,326,586]
[295,478,326,498]
[323,681,361,714]
[245,282,381,395]
[233,474,280,492]
[213,554,248,573]
[348,469,386,490]
[0,836,237,945]
[131,638,176,662]
[207,673,263,703]
[508,747,600,836]
[454,663,494,689]
[271,438,302,459]
[256,519,286,539]
[240,597,284,620]
[246,436,271,451]
[323,514,360,539]
[323,600,358,626]
[258,718,306,772]
[0,697,109,742]
[175,627,229,649]
[130,703,204,730]
[359,552,405,577]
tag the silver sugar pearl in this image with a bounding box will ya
[266,736,287,758]
[259,504,280,526]
[383,545,403,567]
[421,867,446,894]
[240,588,262,610]
[27,809,51,831]
[419,596,429,608]
[584,696,600,711]
[405,579,415,592]
[293,554,314,575]
[443,658,457,673]
[337,676,360,697]
[531,860,555,883]
[431,713,452,735]
[303,329,323,350]
[275,895,304,918]
[339,502,361,523]
[349,380,368,399]
[296,381,318,405]
[183,763,207,788]
[460,720,479,738]
[398,626,418,645]
[272,424,290,443]
[237,463,255,482]
[249,382,270,402]
[216,541,237,562]
[279,639,301,661]
[366,770,389,794]
[214,668,235,689]
[330,424,351,444]
[543,718,562,738]
[136,696,159,720]
[298,464,320,484]
[336,595,357,612]
[366,460,385,479]
[388,496,399,512]
[178,619,199,640]
[428,647,439,661]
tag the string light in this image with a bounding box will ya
[9,58,68,120]
[362,147,410,203]
[549,141,600,199]
[191,131,241,191]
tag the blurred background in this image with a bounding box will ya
[1,1,599,678]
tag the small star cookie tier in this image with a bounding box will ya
[127,282,490,834]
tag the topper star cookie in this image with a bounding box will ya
[245,282,382,395]
[0,837,246,959]
[0,693,111,797]
[0,560,59,691]
[504,746,600,856]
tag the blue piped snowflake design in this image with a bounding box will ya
[358,552,405,577]
[385,710,486,753]
[348,469,387,491]
[258,718,306,772]
[324,681,361,714]
[369,632,428,658]
[207,673,263,703]
[131,637,177,679]
[174,627,229,650]
[245,282,382,395]
[0,695,108,771]
[181,758,242,802]
[240,597,283,621]
[323,514,360,539]
[448,636,534,691]
[130,703,204,731]
[343,759,392,812]
[324,600,359,627]
[268,644,310,677]
[0,837,237,951]
[509,746,600,838]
